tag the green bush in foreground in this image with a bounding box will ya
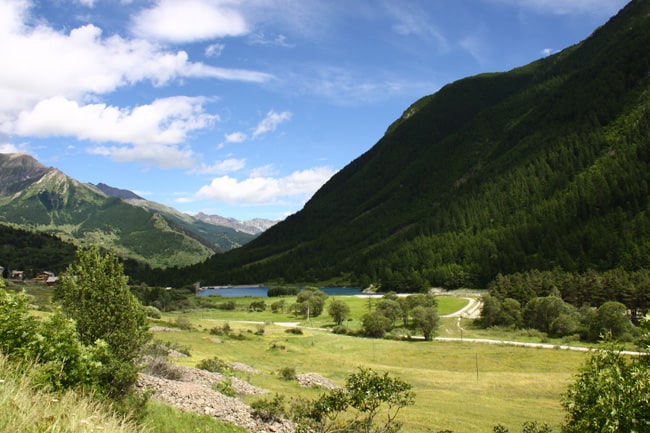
[56,245,151,398]
[254,367,414,433]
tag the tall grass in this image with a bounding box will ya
[0,355,145,433]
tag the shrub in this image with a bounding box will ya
[196,357,231,374]
[144,357,183,380]
[144,305,162,319]
[175,316,194,331]
[271,300,286,313]
[249,300,267,312]
[217,300,237,310]
[251,394,288,422]
[285,327,303,335]
[56,245,150,398]
[278,367,296,381]
[214,377,237,397]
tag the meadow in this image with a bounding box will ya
[152,293,589,433]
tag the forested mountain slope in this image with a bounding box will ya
[146,0,650,288]
[0,154,254,268]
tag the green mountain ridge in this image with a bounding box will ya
[0,153,255,268]
[153,0,650,288]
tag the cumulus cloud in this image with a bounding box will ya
[0,0,272,136]
[131,0,249,43]
[13,95,216,169]
[252,110,293,138]
[15,96,216,146]
[196,166,336,204]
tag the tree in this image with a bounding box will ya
[588,301,636,341]
[361,311,393,338]
[412,306,439,341]
[328,299,351,326]
[376,299,403,326]
[523,295,576,334]
[56,245,150,396]
[295,288,328,318]
[562,343,650,432]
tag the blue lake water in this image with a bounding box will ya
[196,286,361,298]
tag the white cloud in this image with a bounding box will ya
[131,0,249,43]
[205,42,225,57]
[193,158,246,175]
[252,110,292,138]
[196,166,336,205]
[16,96,216,146]
[0,142,25,154]
[13,95,216,169]
[89,143,195,169]
[248,32,293,47]
[225,131,248,143]
[540,48,554,56]
[0,0,272,134]
[250,164,277,178]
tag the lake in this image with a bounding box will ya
[196,286,362,298]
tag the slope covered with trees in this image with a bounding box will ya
[0,153,255,268]
[150,0,650,290]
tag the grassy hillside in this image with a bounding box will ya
[164,0,650,288]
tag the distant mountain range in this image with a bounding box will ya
[0,153,276,268]
[147,0,650,289]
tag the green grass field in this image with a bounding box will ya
[153,294,588,433]
[13,286,590,432]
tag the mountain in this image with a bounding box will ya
[194,212,278,235]
[156,0,650,289]
[0,153,256,268]
[95,183,143,200]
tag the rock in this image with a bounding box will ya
[296,373,339,389]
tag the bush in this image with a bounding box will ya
[284,327,303,335]
[56,245,150,398]
[278,367,296,381]
[210,322,232,336]
[175,316,194,331]
[251,394,288,422]
[332,325,348,335]
[144,357,183,380]
[217,300,237,310]
[196,357,231,374]
[268,287,298,297]
[144,305,162,319]
[271,300,286,313]
[249,300,267,312]
[214,377,237,397]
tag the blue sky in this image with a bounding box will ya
[0,0,628,221]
